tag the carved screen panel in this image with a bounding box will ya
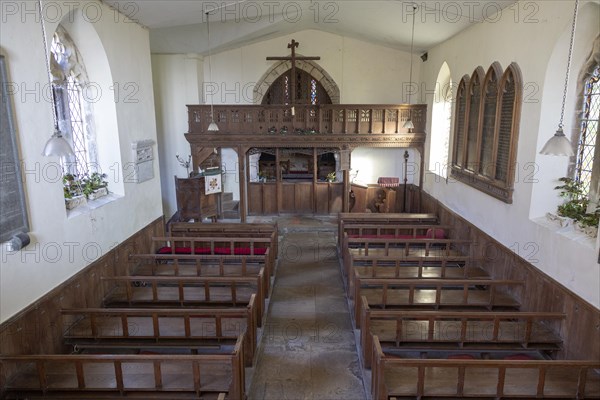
[452,77,468,167]
[480,64,501,177]
[450,62,522,203]
[465,69,483,171]
[496,65,521,182]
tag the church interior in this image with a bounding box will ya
[1,0,599,398]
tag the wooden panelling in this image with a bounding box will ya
[294,182,313,213]
[0,217,164,359]
[281,183,296,213]
[263,183,278,214]
[315,184,329,214]
[248,183,263,215]
[421,191,600,361]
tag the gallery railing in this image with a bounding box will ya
[187,104,426,135]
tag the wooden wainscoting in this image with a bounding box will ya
[421,191,600,361]
[0,217,164,358]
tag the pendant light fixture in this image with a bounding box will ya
[39,0,74,157]
[539,0,579,156]
[403,4,417,131]
[206,11,219,132]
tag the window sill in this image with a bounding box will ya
[532,215,597,248]
[66,193,122,219]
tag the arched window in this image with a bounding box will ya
[262,68,331,105]
[50,25,97,177]
[429,62,452,177]
[575,65,599,197]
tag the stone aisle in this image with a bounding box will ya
[248,223,367,400]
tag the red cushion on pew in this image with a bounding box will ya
[447,354,476,360]
[426,228,446,239]
[157,246,267,256]
[504,354,535,360]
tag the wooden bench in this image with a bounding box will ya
[360,301,565,368]
[167,222,279,275]
[345,250,484,285]
[102,274,265,327]
[149,236,275,277]
[340,223,451,254]
[372,336,600,399]
[0,336,246,399]
[129,253,272,294]
[338,213,439,247]
[62,299,257,366]
[354,275,523,327]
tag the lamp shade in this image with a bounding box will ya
[539,128,574,156]
[42,129,74,157]
[403,119,415,130]
[208,121,219,132]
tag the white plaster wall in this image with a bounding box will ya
[351,148,420,186]
[208,29,419,105]
[0,1,162,322]
[151,54,205,218]
[421,0,600,309]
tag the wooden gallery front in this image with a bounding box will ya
[184,103,427,221]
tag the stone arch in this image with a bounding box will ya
[253,57,340,104]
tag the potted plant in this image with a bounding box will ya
[326,171,336,183]
[63,173,86,210]
[82,172,109,200]
[552,177,599,237]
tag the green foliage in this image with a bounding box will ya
[554,177,599,228]
[326,171,336,182]
[62,172,108,199]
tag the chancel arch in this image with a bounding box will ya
[253,58,340,104]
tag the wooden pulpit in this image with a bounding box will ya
[173,176,218,222]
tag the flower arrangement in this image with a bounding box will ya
[326,171,336,182]
[554,177,599,233]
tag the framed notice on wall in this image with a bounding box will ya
[0,54,29,243]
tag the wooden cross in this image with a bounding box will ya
[266,39,320,105]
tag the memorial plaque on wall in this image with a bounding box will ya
[0,55,29,243]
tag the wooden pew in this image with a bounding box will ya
[345,251,485,286]
[360,300,565,368]
[167,222,279,275]
[62,299,257,366]
[338,212,439,247]
[372,336,600,400]
[102,273,265,327]
[340,223,452,254]
[354,274,523,327]
[129,253,271,294]
[149,236,275,277]
[0,336,246,399]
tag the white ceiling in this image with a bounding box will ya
[104,0,518,54]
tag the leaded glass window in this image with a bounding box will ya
[50,25,97,177]
[576,65,599,196]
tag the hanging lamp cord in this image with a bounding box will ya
[38,0,58,130]
[559,0,579,129]
[407,4,416,105]
[206,11,215,123]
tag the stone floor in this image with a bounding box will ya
[247,216,367,400]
